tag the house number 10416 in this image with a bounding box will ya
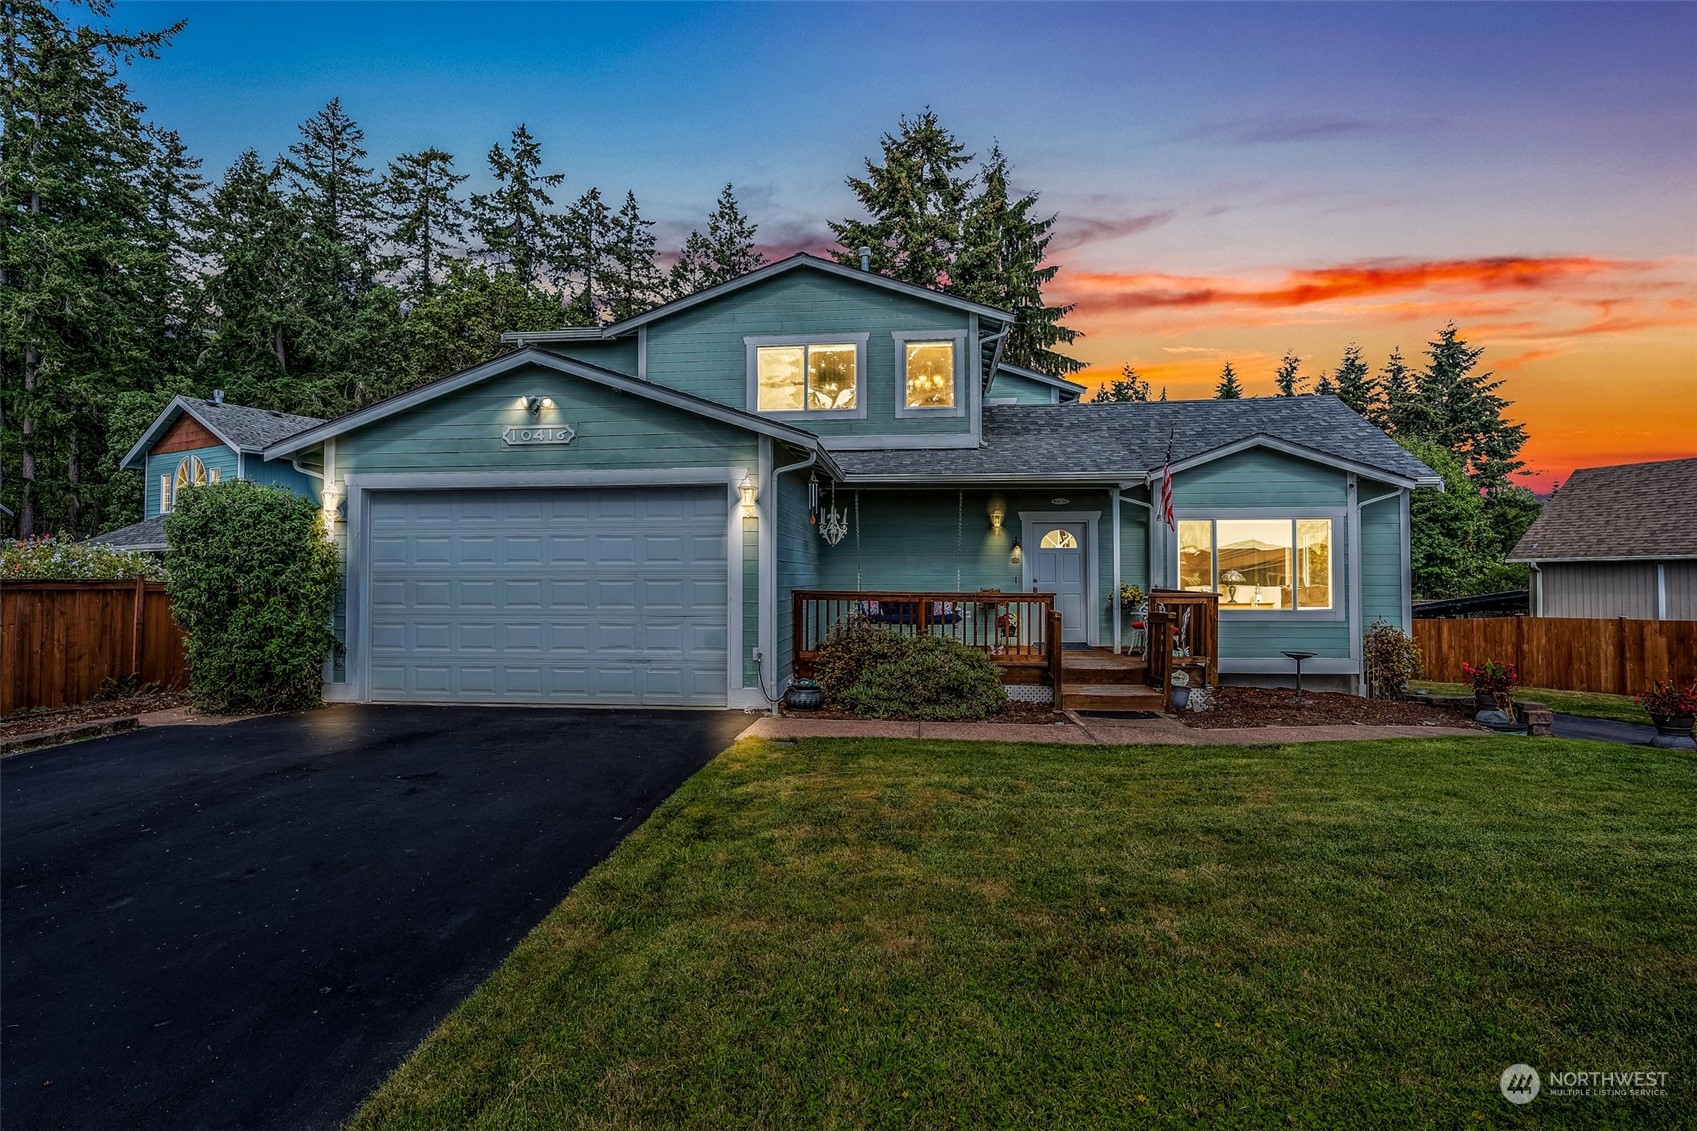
[502,424,577,446]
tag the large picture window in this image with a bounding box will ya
[1177,517,1333,611]
[755,342,859,413]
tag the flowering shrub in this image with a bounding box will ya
[1363,619,1423,699]
[1635,680,1697,718]
[1463,660,1519,709]
[1,535,163,581]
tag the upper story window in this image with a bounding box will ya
[1178,517,1333,612]
[161,455,215,513]
[894,330,967,417]
[751,340,862,414]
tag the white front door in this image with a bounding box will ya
[1029,521,1088,643]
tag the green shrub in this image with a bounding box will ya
[813,616,910,703]
[839,635,1008,721]
[1363,618,1423,699]
[164,481,339,714]
[2,534,162,580]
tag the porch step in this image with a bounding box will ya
[1061,648,1148,685]
[1063,682,1164,711]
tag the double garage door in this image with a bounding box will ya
[366,487,730,706]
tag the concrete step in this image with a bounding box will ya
[1063,682,1164,711]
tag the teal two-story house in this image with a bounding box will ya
[110,254,1439,706]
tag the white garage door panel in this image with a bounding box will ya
[366,487,729,705]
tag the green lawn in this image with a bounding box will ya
[1411,680,1653,725]
[352,737,1696,1130]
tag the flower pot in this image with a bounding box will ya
[785,679,823,712]
[1649,712,1694,738]
[1474,691,1497,714]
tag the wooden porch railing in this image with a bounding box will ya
[793,590,1061,690]
[1144,588,1220,710]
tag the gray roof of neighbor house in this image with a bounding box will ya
[86,515,169,553]
[830,395,1442,485]
[1508,457,1697,562]
[121,397,326,469]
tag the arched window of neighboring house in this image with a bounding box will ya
[1039,528,1078,549]
[167,455,208,511]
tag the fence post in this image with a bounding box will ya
[131,577,147,680]
[1048,609,1065,708]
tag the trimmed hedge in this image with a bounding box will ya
[164,481,339,714]
[815,620,1007,721]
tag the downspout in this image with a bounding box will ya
[979,325,1011,394]
[765,446,821,716]
[1529,561,1542,616]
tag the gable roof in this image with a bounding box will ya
[1508,457,1697,562]
[263,347,846,477]
[501,254,1013,347]
[828,395,1441,486]
[120,397,326,470]
[993,363,1088,399]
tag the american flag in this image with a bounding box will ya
[1160,426,1176,529]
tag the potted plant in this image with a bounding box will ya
[1635,679,1696,738]
[1119,582,1145,610]
[1462,660,1519,716]
[784,677,823,711]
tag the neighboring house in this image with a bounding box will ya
[1508,457,1697,620]
[101,253,1440,706]
[87,395,325,553]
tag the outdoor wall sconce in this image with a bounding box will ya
[738,474,759,516]
[988,506,1005,534]
[523,395,555,416]
[1010,538,1022,565]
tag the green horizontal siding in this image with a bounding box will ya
[1174,448,1348,509]
[146,444,238,518]
[1360,488,1405,631]
[645,271,974,438]
[543,338,639,376]
[775,469,819,684]
[245,457,320,504]
[988,370,1057,404]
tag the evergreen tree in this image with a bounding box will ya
[1158,386,1168,401]
[1398,437,1496,598]
[829,109,973,290]
[1312,371,1336,396]
[1376,346,1419,433]
[469,124,562,287]
[1,0,181,537]
[604,191,663,321]
[399,259,566,390]
[955,145,1081,375]
[557,186,612,322]
[1413,323,1527,488]
[1089,364,1151,403]
[282,98,381,289]
[383,147,468,296]
[1274,351,1304,397]
[1214,362,1244,399]
[668,183,765,297]
[1331,343,1376,416]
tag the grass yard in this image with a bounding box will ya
[1411,680,1653,726]
[353,737,1696,1130]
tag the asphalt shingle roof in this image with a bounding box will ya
[188,400,325,450]
[831,395,1439,483]
[1508,457,1697,561]
[86,516,169,552]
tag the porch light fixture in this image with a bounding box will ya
[523,395,555,416]
[738,474,758,516]
[1010,538,1022,566]
[989,506,1005,534]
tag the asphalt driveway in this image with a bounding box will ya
[1,705,753,1131]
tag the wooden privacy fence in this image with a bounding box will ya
[2,580,187,713]
[1414,616,1696,695]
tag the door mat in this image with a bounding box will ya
[1061,642,1091,651]
[1076,710,1163,721]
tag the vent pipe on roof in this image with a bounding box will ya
[858,246,871,272]
[213,389,224,405]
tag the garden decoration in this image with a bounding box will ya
[784,677,823,712]
[1636,679,1696,750]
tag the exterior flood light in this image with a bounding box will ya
[738,474,758,516]
[524,395,555,416]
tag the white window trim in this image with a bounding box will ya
[744,333,869,421]
[892,329,968,419]
[1174,507,1347,622]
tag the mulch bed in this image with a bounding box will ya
[1178,686,1480,730]
[782,698,1067,725]
[0,690,192,740]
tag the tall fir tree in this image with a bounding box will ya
[828,109,973,290]
[557,186,612,322]
[1274,351,1304,397]
[1330,343,1376,416]
[399,259,567,390]
[1412,323,1527,489]
[383,147,468,296]
[1214,362,1244,399]
[1312,370,1336,396]
[668,183,765,298]
[1089,363,1151,403]
[1376,347,1419,433]
[282,98,381,290]
[603,191,663,321]
[1,0,182,537]
[469,124,563,287]
[954,144,1081,375]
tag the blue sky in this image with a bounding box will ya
[119,1,1697,481]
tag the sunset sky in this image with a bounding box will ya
[122,1,1696,491]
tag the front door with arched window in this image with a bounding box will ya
[1028,522,1088,643]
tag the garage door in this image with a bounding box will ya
[366,487,729,705]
